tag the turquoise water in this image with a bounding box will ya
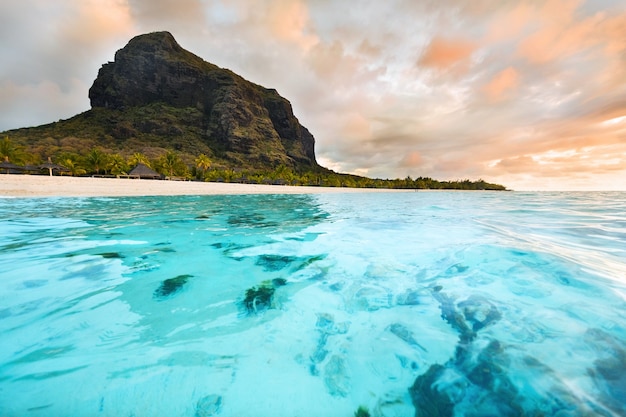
[0,192,625,416]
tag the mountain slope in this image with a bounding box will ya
[4,31,321,171]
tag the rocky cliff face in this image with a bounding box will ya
[87,31,318,168]
[47,31,316,169]
[3,31,321,171]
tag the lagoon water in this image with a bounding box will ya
[1,191,625,416]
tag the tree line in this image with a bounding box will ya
[1,136,506,190]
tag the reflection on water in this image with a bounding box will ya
[0,192,625,416]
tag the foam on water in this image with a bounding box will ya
[0,192,625,416]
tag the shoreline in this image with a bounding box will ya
[0,175,415,197]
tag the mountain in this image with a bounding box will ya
[3,31,322,171]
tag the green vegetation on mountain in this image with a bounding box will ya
[0,136,505,189]
[0,31,506,190]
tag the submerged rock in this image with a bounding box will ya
[256,254,327,272]
[352,285,392,311]
[154,247,176,253]
[431,290,475,343]
[388,323,427,352]
[585,328,626,415]
[255,254,297,271]
[271,277,287,287]
[396,354,419,371]
[315,313,350,335]
[410,289,603,416]
[458,295,501,332]
[153,274,192,299]
[324,355,350,397]
[195,394,222,417]
[97,252,124,259]
[241,278,290,314]
[309,313,350,375]
[444,263,469,276]
[395,289,422,306]
[227,213,272,228]
[410,341,537,417]
[242,284,275,314]
[309,340,329,374]
[354,406,371,417]
[409,364,454,417]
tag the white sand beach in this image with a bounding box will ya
[0,175,410,197]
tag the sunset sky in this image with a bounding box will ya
[1,0,625,190]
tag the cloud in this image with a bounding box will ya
[515,0,601,64]
[2,0,626,190]
[64,0,134,44]
[482,67,520,101]
[128,0,205,32]
[399,151,422,168]
[263,0,317,49]
[492,155,538,174]
[418,37,476,70]
[0,79,88,129]
[487,142,626,190]
[0,0,134,129]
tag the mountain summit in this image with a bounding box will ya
[7,31,321,170]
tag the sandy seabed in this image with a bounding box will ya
[0,175,411,197]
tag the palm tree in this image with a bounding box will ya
[62,158,87,176]
[86,148,107,175]
[107,154,129,176]
[128,152,151,168]
[270,164,294,183]
[195,153,211,178]
[0,136,27,165]
[159,150,184,179]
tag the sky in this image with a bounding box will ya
[1,0,626,190]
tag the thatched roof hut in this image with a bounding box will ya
[38,157,69,176]
[0,156,24,174]
[128,163,163,179]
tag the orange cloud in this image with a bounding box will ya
[61,0,134,45]
[485,3,534,41]
[515,0,603,64]
[305,40,384,87]
[418,37,475,70]
[307,41,350,79]
[357,39,383,58]
[601,13,626,55]
[482,67,519,101]
[492,155,538,174]
[399,151,422,168]
[593,13,626,95]
[265,0,317,49]
[341,111,371,141]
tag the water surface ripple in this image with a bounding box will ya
[0,192,625,416]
